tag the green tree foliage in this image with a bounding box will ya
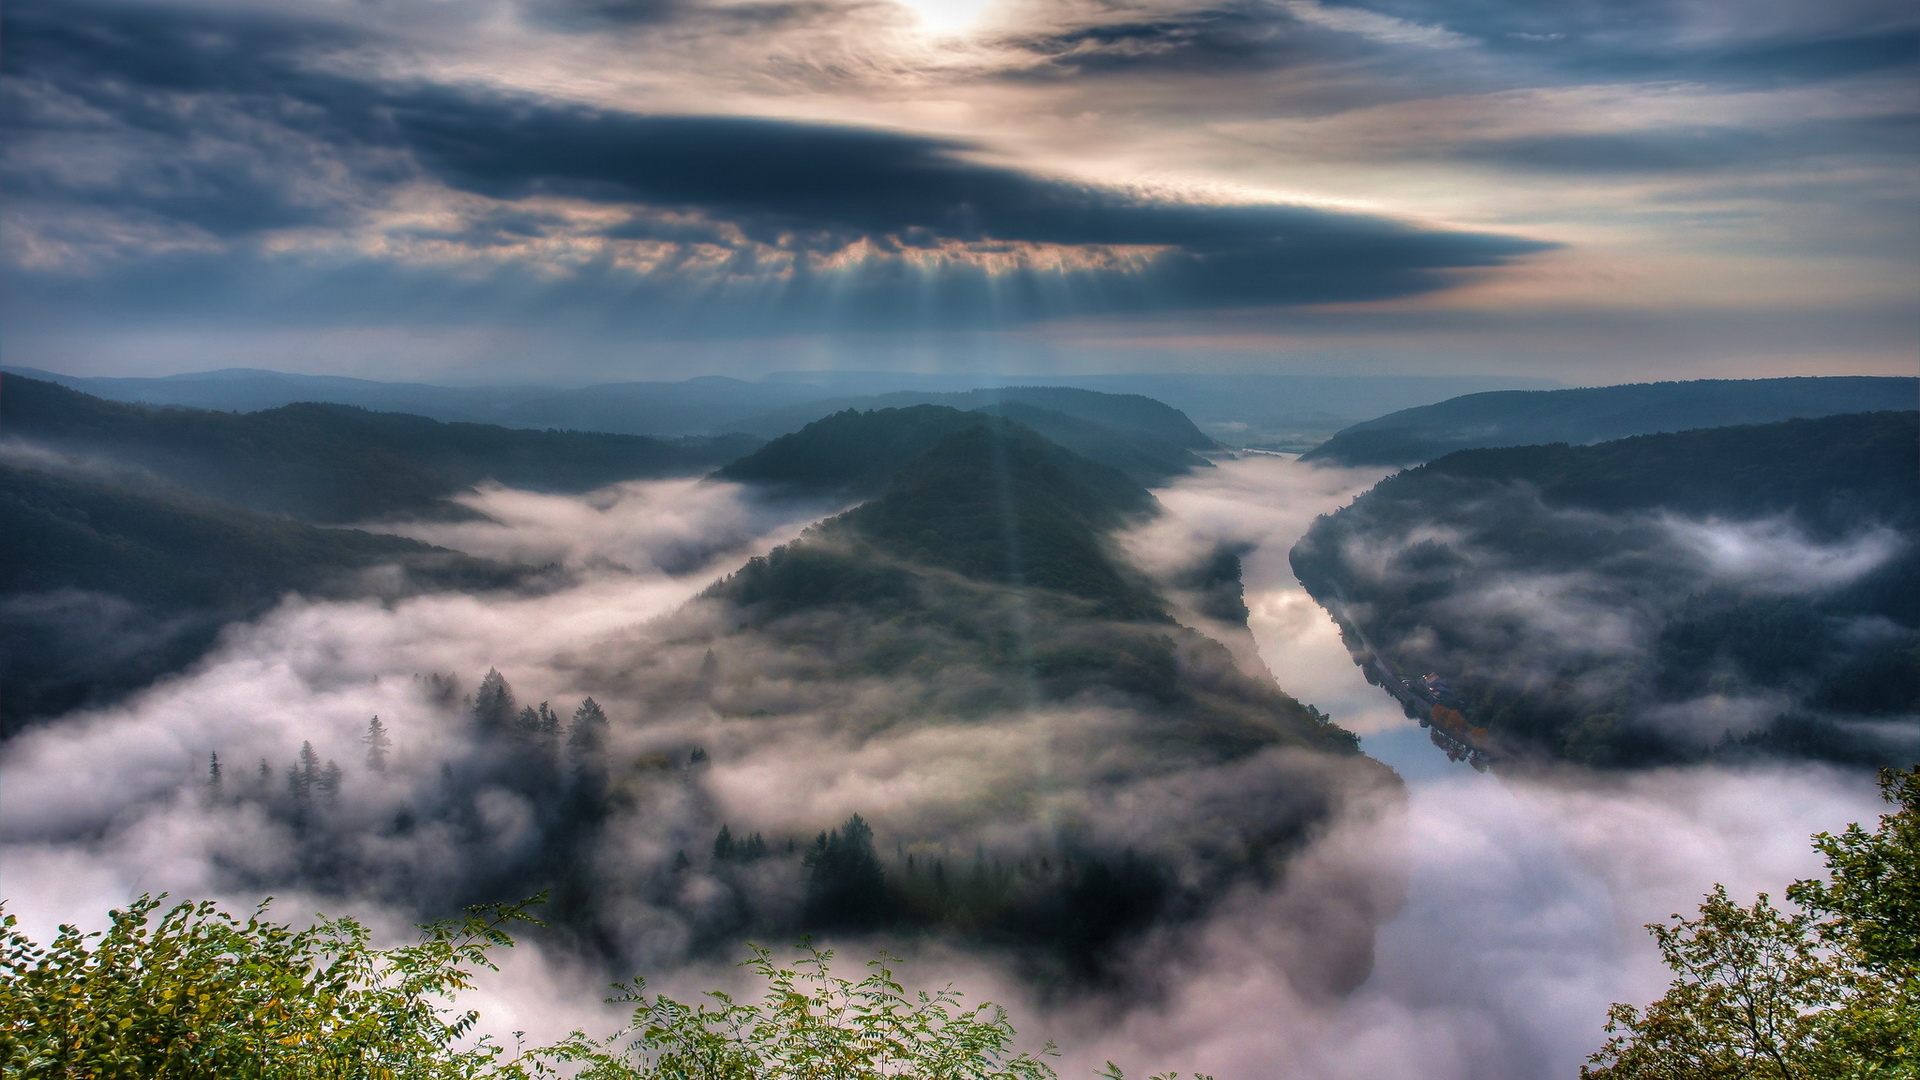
[1584,767,1920,1079]
[0,895,532,1079]
[546,945,1065,1080]
[0,890,1217,1080]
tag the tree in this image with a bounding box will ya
[804,813,895,931]
[472,668,516,737]
[1584,767,1920,1079]
[205,752,222,803]
[288,741,321,807]
[317,760,344,805]
[0,895,535,1079]
[568,698,610,775]
[363,716,392,773]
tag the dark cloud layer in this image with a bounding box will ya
[1,0,1551,337]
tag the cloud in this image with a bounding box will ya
[1,0,1553,339]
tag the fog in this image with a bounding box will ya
[1289,471,1918,755]
[0,457,1893,1078]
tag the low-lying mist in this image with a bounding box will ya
[0,458,1894,1078]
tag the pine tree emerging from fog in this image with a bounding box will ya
[317,760,343,805]
[804,814,895,931]
[567,698,608,765]
[363,716,392,773]
[471,668,515,736]
[205,752,222,803]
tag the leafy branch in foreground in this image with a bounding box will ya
[1583,767,1920,1080]
[0,892,537,1079]
[0,894,1206,1079]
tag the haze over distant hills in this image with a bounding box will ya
[1,365,1557,448]
[1301,377,1918,466]
[1,375,758,524]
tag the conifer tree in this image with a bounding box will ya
[288,742,320,806]
[363,717,392,773]
[317,761,343,804]
[567,698,609,768]
[804,813,895,930]
[471,669,516,737]
[713,825,736,862]
[206,752,222,803]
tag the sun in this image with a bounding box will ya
[890,0,1001,37]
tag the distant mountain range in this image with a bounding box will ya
[1300,377,1918,465]
[1,365,1556,447]
[1292,410,1920,769]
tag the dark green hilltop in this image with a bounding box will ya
[1300,376,1918,466]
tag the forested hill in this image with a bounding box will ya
[726,422,1165,621]
[648,417,1378,973]
[730,386,1220,448]
[1300,376,1917,466]
[713,404,1206,497]
[1291,411,1920,769]
[0,462,513,731]
[0,374,761,524]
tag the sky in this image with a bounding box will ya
[3,0,1915,382]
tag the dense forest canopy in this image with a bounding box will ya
[1292,412,1920,768]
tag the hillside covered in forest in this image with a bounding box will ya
[176,407,1392,985]
[1300,376,1917,466]
[1291,411,1920,768]
[1,374,760,524]
[0,461,516,730]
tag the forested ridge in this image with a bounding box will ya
[713,402,1206,496]
[1293,412,1920,768]
[0,462,518,731]
[1,373,760,524]
[1302,376,1918,466]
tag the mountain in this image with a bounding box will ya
[757,371,1564,449]
[1299,377,1919,466]
[1291,411,1920,768]
[730,386,1219,449]
[9,365,1562,449]
[713,403,1207,497]
[1,374,760,524]
[0,461,514,731]
[0,366,837,436]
